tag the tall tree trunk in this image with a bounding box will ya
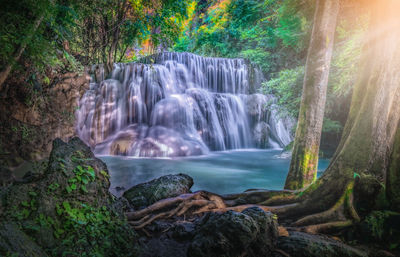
[285,0,340,190]
[0,14,45,91]
[277,0,400,226]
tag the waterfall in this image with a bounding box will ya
[76,52,293,157]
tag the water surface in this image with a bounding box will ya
[99,149,330,197]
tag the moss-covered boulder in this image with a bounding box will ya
[0,137,138,256]
[123,173,194,209]
[187,207,278,257]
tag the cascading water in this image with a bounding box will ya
[76,52,293,157]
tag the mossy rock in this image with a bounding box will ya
[123,173,194,209]
[0,137,138,256]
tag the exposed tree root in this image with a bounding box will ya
[126,181,361,234]
[221,189,295,206]
[298,220,353,234]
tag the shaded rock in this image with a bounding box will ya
[187,207,278,257]
[123,173,194,209]
[277,231,367,257]
[0,222,49,257]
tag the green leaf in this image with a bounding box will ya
[66,186,72,194]
[21,201,29,207]
[63,201,71,211]
[70,183,77,190]
[22,209,30,218]
[29,191,38,197]
[81,176,88,184]
[81,185,88,193]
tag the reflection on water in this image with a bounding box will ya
[99,149,330,197]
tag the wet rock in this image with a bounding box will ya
[277,231,367,257]
[0,222,49,257]
[187,207,278,257]
[123,173,194,209]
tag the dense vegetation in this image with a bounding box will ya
[0,0,189,89]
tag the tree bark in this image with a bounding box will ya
[285,0,340,190]
[0,14,45,91]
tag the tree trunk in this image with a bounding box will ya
[278,0,400,222]
[0,14,45,91]
[285,0,340,190]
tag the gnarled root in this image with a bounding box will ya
[222,189,296,206]
[127,191,227,229]
[284,181,360,234]
[126,181,361,234]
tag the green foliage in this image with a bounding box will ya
[322,118,343,133]
[0,0,190,83]
[175,0,313,74]
[66,165,95,194]
[261,66,304,118]
[50,201,135,256]
[329,15,368,97]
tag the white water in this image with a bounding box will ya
[76,52,293,157]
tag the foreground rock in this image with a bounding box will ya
[188,207,278,257]
[0,137,137,256]
[123,173,194,209]
[138,207,278,257]
[277,231,367,257]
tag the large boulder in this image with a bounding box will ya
[123,173,194,209]
[187,207,278,257]
[277,231,367,257]
[0,137,138,256]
